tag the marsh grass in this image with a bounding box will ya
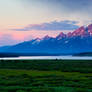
[0,60,91,92]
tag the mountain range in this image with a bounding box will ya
[1,24,92,55]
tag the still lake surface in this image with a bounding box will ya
[0,56,92,60]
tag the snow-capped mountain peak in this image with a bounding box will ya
[56,32,66,40]
[71,26,89,37]
[42,35,51,40]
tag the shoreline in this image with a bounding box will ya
[0,56,92,60]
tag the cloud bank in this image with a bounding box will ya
[13,20,79,31]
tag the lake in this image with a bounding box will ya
[0,56,92,60]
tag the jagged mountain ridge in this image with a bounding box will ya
[1,24,92,54]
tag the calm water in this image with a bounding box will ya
[0,56,92,60]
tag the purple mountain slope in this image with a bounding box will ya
[1,24,92,55]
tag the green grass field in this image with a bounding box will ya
[0,59,92,92]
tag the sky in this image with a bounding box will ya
[0,0,92,46]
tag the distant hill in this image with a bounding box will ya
[1,24,92,55]
[73,52,92,56]
[0,53,19,57]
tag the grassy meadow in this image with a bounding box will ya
[0,59,91,92]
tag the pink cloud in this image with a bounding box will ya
[0,29,66,46]
[0,34,20,46]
